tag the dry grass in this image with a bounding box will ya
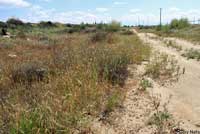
[145,53,180,84]
[0,27,151,133]
[164,40,182,51]
[182,48,200,61]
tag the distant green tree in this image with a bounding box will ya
[97,22,105,30]
[178,18,190,29]
[39,21,56,28]
[7,18,24,26]
[106,20,121,32]
[80,22,86,30]
[161,24,170,33]
[170,19,179,29]
[0,21,7,28]
[170,18,190,29]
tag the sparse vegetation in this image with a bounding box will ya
[140,18,200,44]
[165,40,182,51]
[148,97,173,134]
[90,32,107,43]
[121,29,134,35]
[105,20,121,32]
[139,78,152,91]
[0,19,151,133]
[182,48,200,61]
[145,53,180,83]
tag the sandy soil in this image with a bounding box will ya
[91,64,153,133]
[136,30,200,128]
[91,30,200,134]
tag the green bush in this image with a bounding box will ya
[106,20,121,32]
[80,22,86,30]
[11,111,48,134]
[161,25,170,33]
[139,78,152,91]
[0,28,7,36]
[7,18,24,26]
[39,21,57,28]
[170,18,190,29]
[97,23,106,30]
[0,21,7,28]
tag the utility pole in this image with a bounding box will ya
[138,16,140,26]
[160,8,162,28]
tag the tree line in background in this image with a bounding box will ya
[0,18,126,36]
[139,18,191,33]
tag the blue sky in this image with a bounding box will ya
[0,0,200,25]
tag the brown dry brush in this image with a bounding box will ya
[0,31,151,133]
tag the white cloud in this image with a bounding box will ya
[120,13,158,25]
[121,8,200,25]
[114,1,127,5]
[130,9,141,14]
[163,8,200,24]
[39,0,51,2]
[169,7,180,12]
[23,6,112,24]
[96,8,108,12]
[6,2,200,26]
[0,0,30,7]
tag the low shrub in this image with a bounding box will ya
[7,18,24,26]
[161,25,170,33]
[10,63,48,85]
[39,21,57,28]
[148,111,171,133]
[106,20,121,32]
[91,32,107,43]
[145,54,180,82]
[139,78,152,91]
[97,50,130,86]
[165,40,182,51]
[0,28,7,36]
[121,29,134,35]
[0,21,7,28]
[11,110,48,134]
[0,30,151,133]
[170,18,190,29]
[16,31,26,39]
[107,33,119,44]
[182,49,200,61]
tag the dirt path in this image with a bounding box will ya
[135,30,200,128]
[91,31,200,134]
[91,65,159,134]
[146,33,200,51]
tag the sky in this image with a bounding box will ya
[0,0,200,25]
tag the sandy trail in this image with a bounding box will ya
[146,33,200,51]
[92,30,200,134]
[135,30,200,127]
